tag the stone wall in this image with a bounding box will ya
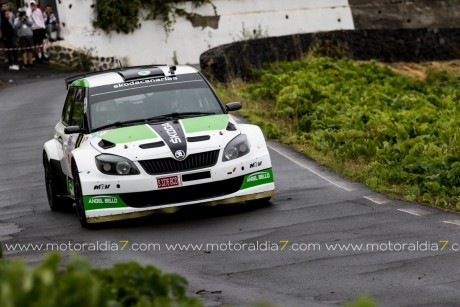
[47,44,120,72]
[200,28,460,82]
[349,0,460,30]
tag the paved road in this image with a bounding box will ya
[1,78,460,306]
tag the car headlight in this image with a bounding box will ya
[95,154,140,175]
[223,134,250,162]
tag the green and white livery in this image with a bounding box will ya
[43,65,275,227]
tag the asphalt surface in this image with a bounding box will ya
[1,76,460,306]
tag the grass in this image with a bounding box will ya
[216,57,460,211]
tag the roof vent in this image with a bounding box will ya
[118,67,165,81]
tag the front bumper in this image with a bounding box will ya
[84,181,275,223]
[78,153,275,223]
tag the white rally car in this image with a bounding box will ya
[43,65,275,227]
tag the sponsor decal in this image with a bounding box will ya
[113,77,178,89]
[94,184,110,190]
[75,134,84,148]
[250,161,262,168]
[240,168,274,190]
[162,122,181,144]
[88,195,118,204]
[83,195,128,210]
[227,167,237,175]
[247,171,270,182]
[151,121,187,161]
[92,130,109,139]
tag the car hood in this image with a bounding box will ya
[89,114,240,161]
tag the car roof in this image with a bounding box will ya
[67,65,199,89]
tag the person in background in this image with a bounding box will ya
[1,9,19,70]
[14,8,34,70]
[27,0,48,62]
[1,1,14,25]
[43,5,62,41]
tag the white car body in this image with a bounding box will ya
[43,65,275,226]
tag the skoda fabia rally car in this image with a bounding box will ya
[43,65,275,227]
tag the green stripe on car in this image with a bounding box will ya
[98,125,158,143]
[83,195,128,211]
[71,79,89,88]
[182,114,228,133]
[240,168,274,190]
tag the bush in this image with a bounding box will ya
[92,0,217,34]
[0,253,202,307]
[229,57,460,209]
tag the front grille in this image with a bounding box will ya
[139,150,220,175]
[119,176,244,208]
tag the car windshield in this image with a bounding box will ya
[88,77,224,131]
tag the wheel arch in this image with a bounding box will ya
[43,139,60,162]
[69,146,100,179]
[239,124,268,147]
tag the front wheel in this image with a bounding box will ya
[72,163,89,228]
[43,152,72,211]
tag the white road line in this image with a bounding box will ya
[397,208,432,217]
[443,220,460,226]
[364,195,390,205]
[267,143,353,192]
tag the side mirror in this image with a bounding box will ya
[226,102,242,112]
[64,125,82,134]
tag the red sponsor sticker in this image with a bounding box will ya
[157,175,181,188]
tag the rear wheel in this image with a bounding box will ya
[246,197,271,205]
[72,162,89,228]
[43,152,72,211]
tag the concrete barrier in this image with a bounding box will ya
[200,28,460,82]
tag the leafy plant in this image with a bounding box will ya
[219,57,460,210]
[92,0,217,34]
[0,253,202,307]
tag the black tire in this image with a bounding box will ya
[43,152,72,211]
[72,162,89,228]
[246,197,271,205]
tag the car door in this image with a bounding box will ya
[55,87,76,178]
[55,87,87,177]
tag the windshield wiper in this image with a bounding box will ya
[162,112,216,118]
[144,115,175,123]
[92,117,159,132]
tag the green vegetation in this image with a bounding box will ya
[217,57,460,210]
[0,251,201,307]
[92,0,217,34]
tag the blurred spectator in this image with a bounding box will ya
[1,1,14,25]
[43,5,62,41]
[27,0,48,62]
[14,8,34,70]
[1,9,19,70]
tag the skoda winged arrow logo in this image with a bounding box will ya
[174,150,186,161]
